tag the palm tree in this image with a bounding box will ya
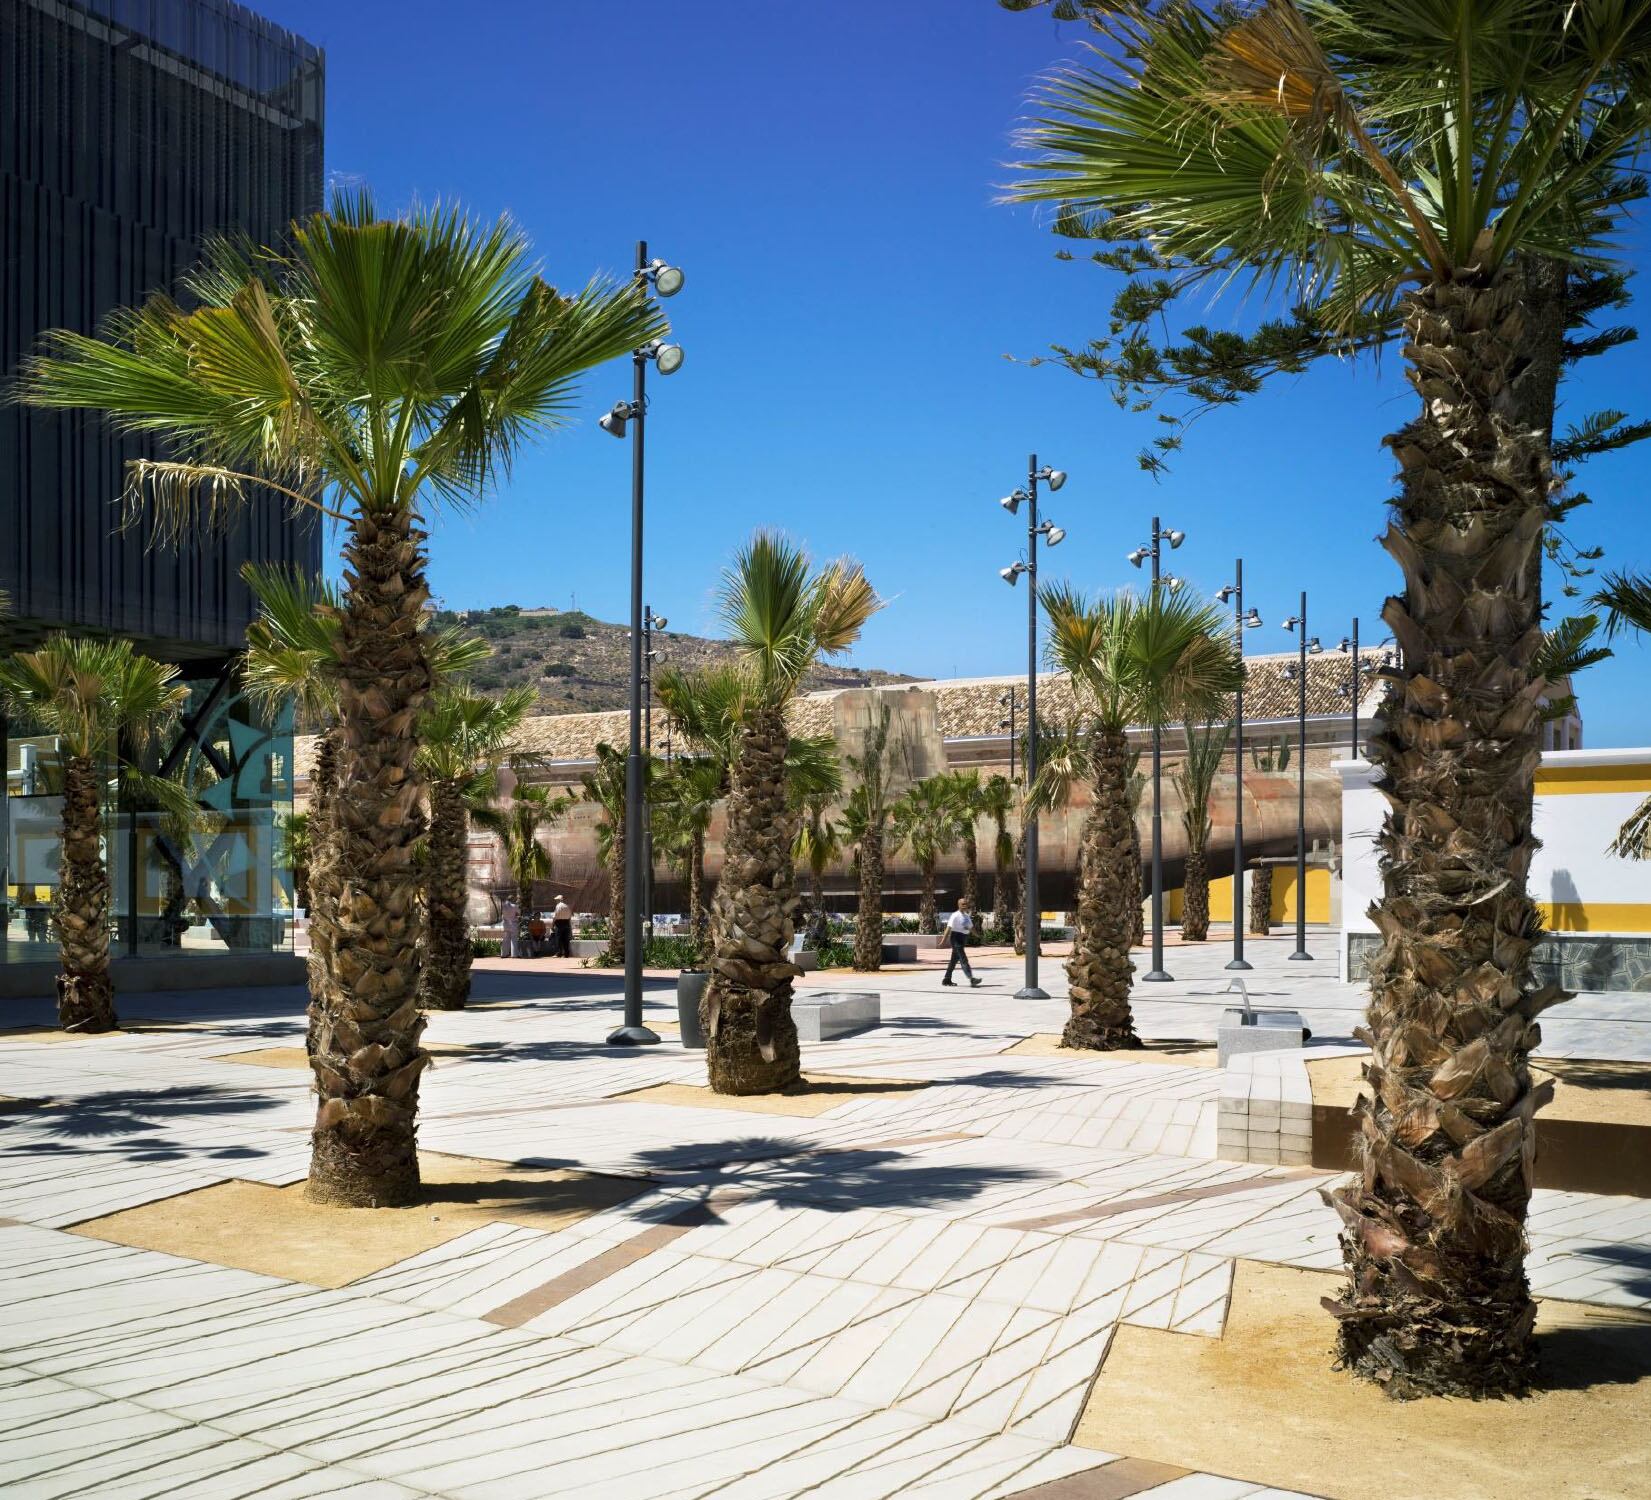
[1245,736,1292,934]
[942,771,987,924]
[244,561,488,1023]
[577,744,636,964]
[702,533,879,1094]
[979,773,1018,941]
[655,755,724,948]
[793,797,844,948]
[1043,586,1239,1050]
[1174,720,1232,942]
[0,638,189,1032]
[276,811,312,914]
[891,776,962,934]
[18,195,665,1207]
[472,778,570,921]
[1012,0,1651,1396]
[842,700,901,972]
[416,685,535,1010]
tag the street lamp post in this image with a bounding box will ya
[998,688,1017,785]
[603,239,683,1047]
[1338,617,1361,759]
[1129,518,1185,983]
[998,453,1067,1001]
[1281,593,1319,963]
[1215,563,1262,971]
[642,605,667,938]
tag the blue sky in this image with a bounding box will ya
[259,0,1651,745]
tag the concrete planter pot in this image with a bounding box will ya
[677,969,709,1049]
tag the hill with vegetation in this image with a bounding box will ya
[429,605,917,714]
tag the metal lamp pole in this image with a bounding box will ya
[1216,563,1261,971]
[1136,517,1184,984]
[606,239,684,1046]
[642,605,666,940]
[1339,618,1361,758]
[998,455,1067,1001]
[1282,593,1317,963]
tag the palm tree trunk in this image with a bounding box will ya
[854,828,884,970]
[55,755,116,1033]
[993,835,1015,942]
[1012,827,1027,955]
[304,725,341,1055]
[307,509,433,1209]
[1249,864,1273,935]
[1063,727,1139,1050]
[704,705,801,1094]
[1326,272,1557,1399]
[917,857,937,934]
[1181,846,1209,942]
[605,822,625,967]
[961,830,978,930]
[808,865,828,947]
[419,778,470,1011]
[689,828,708,950]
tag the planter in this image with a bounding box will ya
[677,969,709,1049]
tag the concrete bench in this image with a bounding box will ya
[1217,1006,1307,1067]
[792,992,880,1042]
[881,942,918,963]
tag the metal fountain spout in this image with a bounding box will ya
[1225,977,1254,1025]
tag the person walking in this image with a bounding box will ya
[941,898,982,987]
[552,895,573,957]
[500,896,521,960]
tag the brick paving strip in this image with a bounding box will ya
[1004,1457,1192,1498]
[1000,1168,1325,1232]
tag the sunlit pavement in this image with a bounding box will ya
[0,939,1646,1498]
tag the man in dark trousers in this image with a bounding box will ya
[940,898,983,987]
[552,895,574,958]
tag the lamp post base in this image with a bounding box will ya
[1142,970,1173,983]
[1014,985,1050,1000]
[1225,957,1254,971]
[1288,950,1314,963]
[606,1025,661,1046]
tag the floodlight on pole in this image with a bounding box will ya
[1001,491,1027,515]
[1000,562,1027,586]
[646,259,685,297]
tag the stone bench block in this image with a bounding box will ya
[881,942,918,964]
[1217,1008,1307,1067]
[792,991,881,1042]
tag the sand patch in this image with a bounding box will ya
[67,1153,645,1288]
[1308,1052,1651,1127]
[211,1042,473,1071]
[619,1075,929,1117]
[1004,1033,1220,1067]
[1075,1259,1651,1500]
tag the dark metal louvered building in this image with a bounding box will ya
[1,0,324,991]
[0,0,325,657]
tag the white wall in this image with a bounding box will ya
[1337,749,1651,980]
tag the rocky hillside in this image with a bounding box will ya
[431,605,917,713]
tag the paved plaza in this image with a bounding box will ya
[2,937,1648,1499]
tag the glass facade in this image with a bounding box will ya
[2,673,295,966]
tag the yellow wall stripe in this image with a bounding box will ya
[1539,903,1651,934]
[1535,762,1651,795]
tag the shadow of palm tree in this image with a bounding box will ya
[0,1084,284,1162]
[616,1135,1047,1223]
[1535,1311,1651,1391]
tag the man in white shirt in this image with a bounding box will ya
[552,896,573,957]
[500,897,521,959]
[941,899,982,987]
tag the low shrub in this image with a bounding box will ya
[586,934,705,968]
[471,937,501,957]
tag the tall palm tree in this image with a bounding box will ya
[416,685,535,1010]
[275,810,312,914]
[1174,720,1232,942]
[941,771,987,924]
[0,638,189,1032]
[1019,718,1091,952]
[18,195,670,1206]
[792,797,844,948]
[655,755,724,948]
[1246,736,1292,934]
[842,700,901,972]
[472,778,569,919]
[979,773,1018,940]
[578,744,635,964]
[244,561,488,1025]
[891,776,962,934]
[1012,0,1651,1396]
[702,533,879,1094]
[1043,586,1239,1050]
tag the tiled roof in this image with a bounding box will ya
[293,652,1382,784]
